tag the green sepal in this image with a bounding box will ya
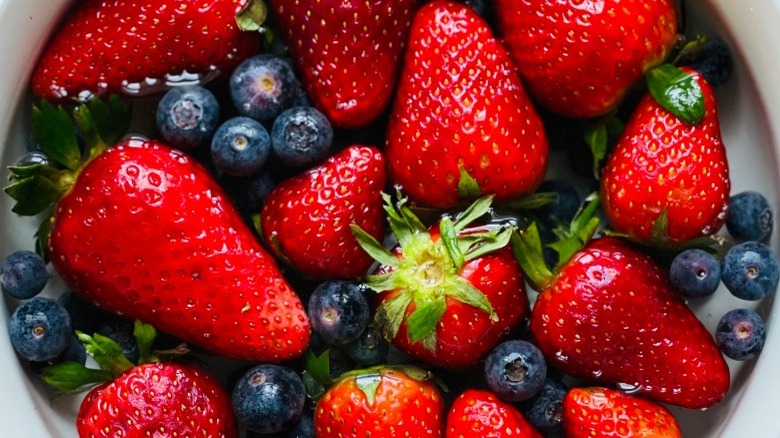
[382,193,420,249]
[406,297,447,343]
[545,192,601,271]
[457,167,482,199]
[83,94,131,154]
[31,101,81,171]
[452,195,493,232]
[351,224,399,268]
[4,175,64,215]
[133,320,158,364]
[646,64,705,125]
[510,224,554,291]
[584,115,624,179]
[77,331,136,377]
[463,226,512,263]
[439,217,464,269]
[354,372,382,406]
[364,271,405,293]
[35,217,52,262]
[6,162,62,180]
[41,361,113,392]
[448,277,496,322]
[671,35,710,66]
[648,208,670,244]
[375,292,412,341]
[301,371,326,400]
[502,192,558,211]
[235,0,267,32]
[305,348,332,386]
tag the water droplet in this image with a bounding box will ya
[616,382,642,394]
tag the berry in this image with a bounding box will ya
[271,106,333,168]
[716,308,766,361]
[232,364,306,434]
[484,340,547,403]
[344,324,390,365]
[1,250,48,299]
[520,377,567,434]
[286,411,314,438]
[223,173,276,214]
[58,290,111,335]
[536,179,581,225]
[9,297,72,362]
[726,191,773,242]
[721,241,780,301]
[308,281,370,346]
[155,85,220,149]
[229,54,301,124]
[211,116,272,177]
[687,37,735,88]
[669,249,722,298]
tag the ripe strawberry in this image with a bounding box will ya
[494,0,679,118]
[31,0,262,102]
[270,0,419,128]
[314,366,445,437]
[446,389,543,438]
[6,99,310,362]
[600,68,730,244]
[353,196,529,369]
[258,145,386,280]
[563,387,682,437]
[386,1,548,209]
[516,230,730,409]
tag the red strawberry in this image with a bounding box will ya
[270,0,420,128]
[516,231,730,409]
[446,389,543,438]
[386,0,548,209]
[314,366,445,437]
[31,0,262,102]
[600,68,730,244]
[563,387,683,437]
[494,0,678,118]
[258,145,386,279]
[353,196,529,369]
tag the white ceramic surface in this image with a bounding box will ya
[1,0,779,437]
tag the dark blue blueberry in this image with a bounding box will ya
[688,37,734,88]
[286,410,314,438]
[55,333,87,365]
[520,376,567,433]
[211,116,271,177]
[58,290,111,335]
[9,297,71,362]
[156,85,220,149]
[669,248,721,298]
[537,179,581,225]
[726,191,773,243]
[484,340,547,403]
[222,172,276,215]
[230,54,301,124]
[716,308,766,360]
[232,364,305,434]
[1,250,48,299]
[344,324,390,365]
[308,281,370,346]
[97,319,140,364]
[271,107,333,168]
[455,0,488,16]
[721,241,780,301]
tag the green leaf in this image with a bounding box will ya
[41,361,113,392]
[457,167,482,199]
[502,192,558,211]
[463,226,512,262]
[355,372,382,406]
[7,163,61,180]
[448,277,496,321]
[35,217,52,262]
[301,371,326,400]
[510,225,554,290]
[88,94,132,147]
[439,218,464,269]
[406,297,447,343]
[648,208,671,244]
[375,292,412,340]
[453,196,493,232]
[31,101,81,171]
[235,0,267,31]
[646,64,705,125]
[419,331,438,353]
[584,122,608,179]
[364,272,404,293]
[133,321,157,364]
[350,224,399,268]
[383,193,415,249]
[4,175,64,215]
[305,349,332,386]
[77,331,135,377]
[605,115,625,138]
[547,217,600,269]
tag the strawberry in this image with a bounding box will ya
[514,219,730,409]
[494,0,679,118]
[600,67,730,245]
[352,195,529,369]
[43,323,237,437]
[314,366,445,437]
[446,389,543,438]
[31,0,263,102]
[563,387,683,437]
[270,0,419,128]
[385,0,548,209]
[258,145,387,280]
[5,99,310,362]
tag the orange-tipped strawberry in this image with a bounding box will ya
[386,1,548,209]
[446,389,543,438]
[563,387,683,437]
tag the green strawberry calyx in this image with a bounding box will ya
[338,365,434,406]
[645,63,705,125]
[235,0,268,32]
[351,193,511,353]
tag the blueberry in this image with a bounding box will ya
[287,410,314,438]
[1,250,48,299]
[669,248,721,298]
[58,290,111,335]
[308,281,370,346]
[230,54,301,124]
[211,116,271,177]
[344,324,390,365]
[55,333,87,365]
[454,0,488,17]
[239,173,276,211]
[721,241,780,301]
[97,319,140,364]
[9,297,72,362]
[716,308,766,360]
[232,364,305,434]
[537,179,581,225]
[726,191,773,243]
[271,106,333,168]
[687,37,735,88]
[484,340,547,403]
[519,376,567,433]
[156,85,220,149]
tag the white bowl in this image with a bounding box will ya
[1,0,779,436]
